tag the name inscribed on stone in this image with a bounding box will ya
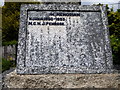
[28,11,80,26]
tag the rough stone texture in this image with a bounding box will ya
[4,70,120,88]
[39,0,81,2]
[17,4,113,74]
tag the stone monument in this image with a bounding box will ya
[17,1,113,74]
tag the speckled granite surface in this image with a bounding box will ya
[17,4,113,74]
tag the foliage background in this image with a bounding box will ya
[107,8,120,65]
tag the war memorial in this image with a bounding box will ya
[16,1,113,74]
[3,0,120,89]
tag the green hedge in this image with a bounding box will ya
[2,58,15,72]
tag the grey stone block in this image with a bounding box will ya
[17,4,113,74]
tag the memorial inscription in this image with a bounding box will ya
[17,4,113,74]
[28,12,81,26]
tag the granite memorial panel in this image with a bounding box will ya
[17,4,113,74]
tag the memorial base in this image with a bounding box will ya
[3,70,120,89]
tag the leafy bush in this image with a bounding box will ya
[2,58,12,72]
[108,9,120,65]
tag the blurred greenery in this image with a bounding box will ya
[107,8,120,65]
[0,7,2,46]
[0,7,1,28]
[2,40,17,46]
[2,58,11,72]
[0,14,1,29]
